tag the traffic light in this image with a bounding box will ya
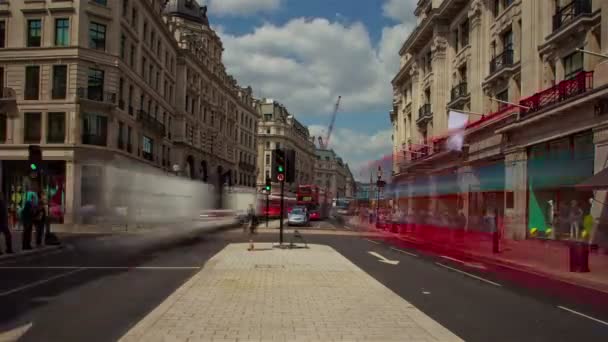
[28,145,42,175]
[271,149,286,182]
[265,177,272,192]
[285,149,296,183]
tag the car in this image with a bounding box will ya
[288,207,310,226]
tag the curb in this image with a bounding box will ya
[0,244,66,264]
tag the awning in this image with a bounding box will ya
[576,167,608,190]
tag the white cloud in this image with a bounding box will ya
[382,0,417,23]
[202,0,282,17]
[309,125,393,181]
[219,18,412,117]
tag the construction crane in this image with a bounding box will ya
[319,96,341,149]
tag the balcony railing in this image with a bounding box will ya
[553,0,592,32]
[137,110,165,136]
[450,82,468,102]
[417,104,432,125]
[411,145,429,161]
[77,87,116,104]
[520,70,594,118]
[82,133,107,146]
[489,49,514,74]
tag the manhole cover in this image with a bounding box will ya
[255,264,284,269]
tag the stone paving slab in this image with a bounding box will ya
[119,243,464,342]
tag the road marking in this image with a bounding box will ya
[368,251,400,265]
[440,255,466,264]
[435,262,502,287]
[0,322,32,341]
[0,268,86,297]
[0,266,202,270]
[558,306,608,327]
[390,247,418,257]
[365,239,381,245]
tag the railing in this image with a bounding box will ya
[466,104,519,130]
[77,87,116,104]
[450,82,468,102]
[489,49,514,74]
[519,70,594,118]
[411,145,429,161]
[418,104,432,119]
[137,109,165,136]
[553,0,592,32]
[51,87,66,100]
[82,133,106,146]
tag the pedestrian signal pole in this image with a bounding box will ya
[265,177,271,228]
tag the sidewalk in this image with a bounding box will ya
[120,243,463,342]
[350,218,608,294]
[0,227,65,262]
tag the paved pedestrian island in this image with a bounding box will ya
[119,243,463,342]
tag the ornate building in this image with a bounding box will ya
[256,99,316,192]
[0,0,258,226]
[391,0,608,242]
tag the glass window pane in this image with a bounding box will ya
[27,20,41,47]
[52,65,67,99]
[0,21,6,48]
[89,22,106,50]
[55,18,69,46]
[47,112,65,143]
[25,66,40,100]
[24,112,41,143]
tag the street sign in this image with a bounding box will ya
[277,174,285,182]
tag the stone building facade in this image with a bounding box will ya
[314,148,355,200]
[391,0,608,244]
[0,0,257,226]
[256,99,316,192]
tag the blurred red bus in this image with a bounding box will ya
[297,185,329,220]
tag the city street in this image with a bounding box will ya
[0,219,607,341]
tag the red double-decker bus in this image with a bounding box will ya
[297,185,329,220]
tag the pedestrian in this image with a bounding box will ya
[569,200,583,239]
[21,189,38,250]
[0,192,14,254]
[33,192,48,247]
[247,204,257,251]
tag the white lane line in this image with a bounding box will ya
[0,268,86,297]
[390,247,418,257]
[0,266,201,270]
[365,239,381,245]
[440,255,466,264]
[558,306,608,327]
[435,262,502,287]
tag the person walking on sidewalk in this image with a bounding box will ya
[0,192,14,254]
[21,190,39,250]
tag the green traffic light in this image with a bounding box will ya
[265,185,271,191]
[30,163,37,171]
[278,165,284,172]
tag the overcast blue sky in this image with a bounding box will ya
[200,0,416,179]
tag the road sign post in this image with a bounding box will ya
[266,190,269,228]
[279,180,285,245]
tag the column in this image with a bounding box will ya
[458,165,472,229]
[64,160,80,225]
[591,127,608,246]
[504,148,527,240]
[430,33,449,135]
[468,0,483,113]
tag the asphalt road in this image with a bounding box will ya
[0,218,607,341]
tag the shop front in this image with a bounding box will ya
[527,132,595,240]
[1,160,67,226]
[466,161,506,233]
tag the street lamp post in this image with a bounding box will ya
[376,165,385,224]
